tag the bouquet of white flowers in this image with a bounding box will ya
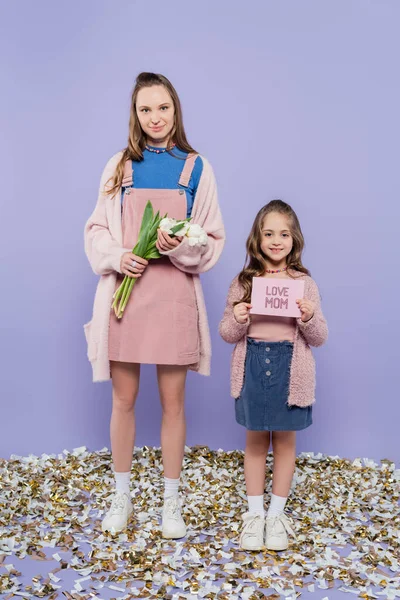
[160,218,208,247]
[112,201,207,319]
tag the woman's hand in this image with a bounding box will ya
[296,299,315,322]
[233,302,252,325]
[156,229,182,252]
[120,252,148,278]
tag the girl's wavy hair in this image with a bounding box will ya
[236,200,310,305]
[106,72,197,196]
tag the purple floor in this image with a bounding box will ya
[0,447,398,599]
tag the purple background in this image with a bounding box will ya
[1,0,399,461]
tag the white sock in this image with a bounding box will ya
[164,477,180,500]
[267,493,287,518]
[247,495,265,517]
[114,471,131,497]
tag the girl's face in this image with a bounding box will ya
[136,85,175,147]
[260,212,293,267]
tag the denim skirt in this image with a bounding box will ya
[235,338,312,431]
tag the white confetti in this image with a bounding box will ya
[0,446,398,599]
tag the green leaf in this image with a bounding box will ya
[169,218,191,236]
[132,204,169,256]
[135,223,152,256]
[170,223,186,236]
[138,201,154,236]
[145,248,162,259]
[148,211,162,240]
[152,209,161,225]
[147,237,158,250]
[132,201,154,257]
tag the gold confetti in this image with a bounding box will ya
[0,447,398,598]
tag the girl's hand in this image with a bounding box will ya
[233,302,252,325]
[120,252,148,278]
[296,299,315,322]
[156,229,183,252]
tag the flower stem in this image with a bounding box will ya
[116,279,130,318]
[116,277,135,318]
[112,278,126,306]
[126,278,136,311]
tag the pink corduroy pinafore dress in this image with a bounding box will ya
[108,154,200,365]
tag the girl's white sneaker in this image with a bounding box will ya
[265,513,295,551]
[239,512,265,551]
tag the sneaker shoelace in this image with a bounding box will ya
[267,514,296,538]
[109,492,127,516]
[242,514,263,538]
[164,497,181,520]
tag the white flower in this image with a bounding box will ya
[187,223,208,247]
[173,221,190,237]
[159,217,177,234]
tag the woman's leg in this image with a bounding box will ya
[157,364,188,539]
[102,361,140,533]
[110,361,141,473]
[157,365,187,479]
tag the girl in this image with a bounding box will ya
[219,200,327,551]
[84,72,224,538]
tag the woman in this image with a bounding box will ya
[84,72,224,538]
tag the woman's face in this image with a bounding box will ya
[136,85,175,147]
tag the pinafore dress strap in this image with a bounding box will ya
[122,159,133,188]
[178,153,198,188]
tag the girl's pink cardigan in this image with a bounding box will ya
[219,274,328,406]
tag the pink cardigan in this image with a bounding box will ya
[84,151,225,382]
[219,274,328,406]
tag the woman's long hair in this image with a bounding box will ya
[106,72,197,196]
[236,200,310,305]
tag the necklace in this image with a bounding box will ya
[265,266,288,274]
[145,143,175,154]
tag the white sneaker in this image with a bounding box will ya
[265,513,296,551]
[162,496,186,539]
[239,512,265,551]
[102,491,133,533]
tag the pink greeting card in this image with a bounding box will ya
[250,277,305,318]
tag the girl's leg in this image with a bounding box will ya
[244,430,271,505]
[270,430,296,502]
[240,430,270,551]
[157,364,188,539]
[264,431,297,550]
[102,361,140,533]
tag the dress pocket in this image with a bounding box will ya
[176,305,199,357]
[173,269,197,308]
